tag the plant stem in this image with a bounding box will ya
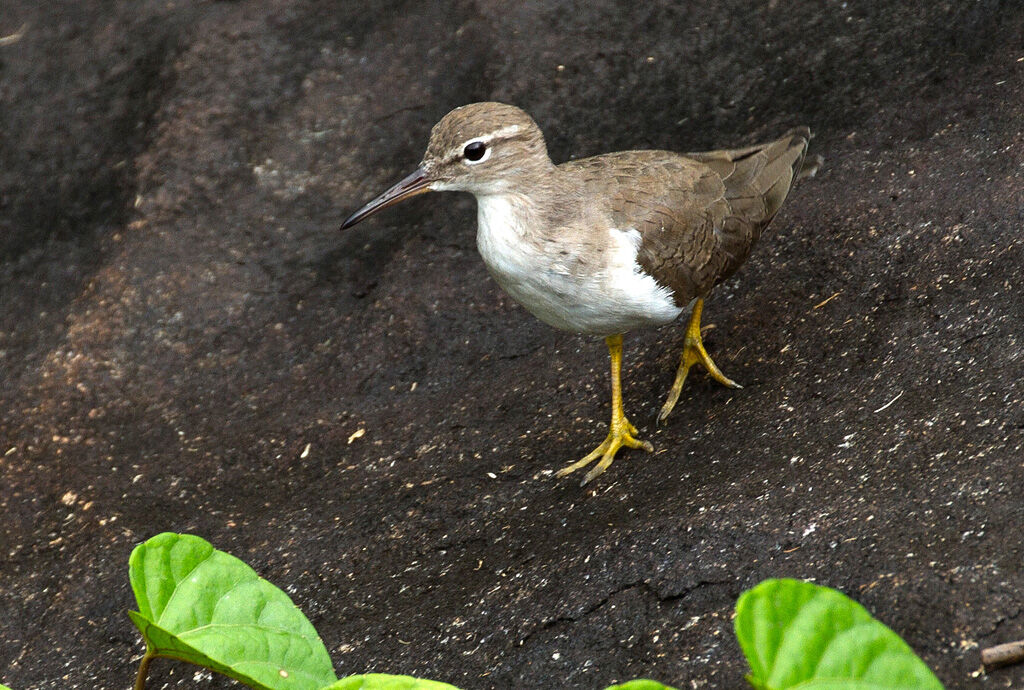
[134,649,155,690]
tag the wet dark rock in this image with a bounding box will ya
[1,1,1022,688]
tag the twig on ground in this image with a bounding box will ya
[0,23,28,47]
[873,390,903,413]
[982,639,1024,670]
[813,291,841,309]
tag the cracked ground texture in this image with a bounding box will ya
[1,1,1023,688]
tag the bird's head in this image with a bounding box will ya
[341,102,553,229]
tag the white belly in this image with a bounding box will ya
[475,194,683,336]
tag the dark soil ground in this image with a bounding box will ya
[2,2,1022,689]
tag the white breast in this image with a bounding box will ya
[475,194,683,336]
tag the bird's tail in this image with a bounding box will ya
[689,126,814,221]
[688,127,817,282]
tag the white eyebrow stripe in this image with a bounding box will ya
[465,124,522,147]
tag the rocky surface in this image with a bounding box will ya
[1,1,1022,688]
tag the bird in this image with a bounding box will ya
[342,102,815,485]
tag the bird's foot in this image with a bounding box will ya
[556,417,654,486]
[658,304,741,424]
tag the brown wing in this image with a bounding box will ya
[608,154,723,304]
[681,126,813,289]
[566,128,812,307]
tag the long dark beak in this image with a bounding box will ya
[340,167,431,229]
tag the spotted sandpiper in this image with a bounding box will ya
[342,102,814,485]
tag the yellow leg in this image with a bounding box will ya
[658,298,742,423]
[556,333,654,485]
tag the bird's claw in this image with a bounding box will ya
[556,419,654,486]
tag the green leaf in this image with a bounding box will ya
[791,682,949,690]
[735,579,943,690]
[0,683,12,690]
[320,674,461,690]
[318,676,680,690]
[129,533,337,690]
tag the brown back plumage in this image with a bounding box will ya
[564,127,812,306]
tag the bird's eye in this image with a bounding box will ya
[463,141,487,162]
